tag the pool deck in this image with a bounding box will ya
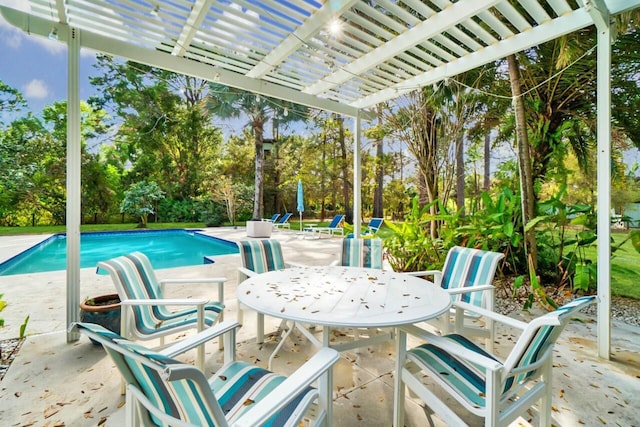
[0,227,639,426]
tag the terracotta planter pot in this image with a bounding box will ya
[79,294,121,344]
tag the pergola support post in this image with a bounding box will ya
[66,27,81,342]
[596,21,612,360]
[353,113,362,237]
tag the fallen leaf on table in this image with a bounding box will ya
[44,405,60,419]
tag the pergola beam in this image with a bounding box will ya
[353,9,593,108]
[171,0,212,57]
[0,6,373,121]
[246,0,359,79]
[304,0,503,96]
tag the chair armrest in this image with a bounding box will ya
[400,325,503,371]
[453,301,528,330]
[234,348,340,427]
[403,270,442,287]
[160,278,227,285]
[286,261,307,268]
[445,284,494,295]
[120,298,208,306]
[160,321,240,358]
[238,266,257,279]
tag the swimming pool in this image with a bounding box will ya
[0,229,238,276]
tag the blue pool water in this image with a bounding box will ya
[0,229,238,276]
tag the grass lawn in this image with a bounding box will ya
[583,232,640,299]
[0,222,209,236]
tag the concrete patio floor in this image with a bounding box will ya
[0,227,638,426]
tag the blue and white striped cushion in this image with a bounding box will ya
[212,361,315,426]
[506,296,596,389]
[340,238,384,269]
[408,334,499,408]
[441,247,504,307]
[238,240,286,273]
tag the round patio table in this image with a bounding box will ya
[237,265,451,423]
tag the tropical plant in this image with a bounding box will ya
[120,181,165,227]
[532,185,597,293]
[385,197,448,273]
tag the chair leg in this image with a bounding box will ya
[125,385,136,425]
[237,301,244,325]
[540,359,553,426]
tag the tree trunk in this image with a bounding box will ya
[321,130,327,220]
[253,117,265,219]
[507,54,537,269]
[455,132,465,215]
[373,105,384,218]
[483,131,491,190]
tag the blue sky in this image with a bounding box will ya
[0,3,99,118]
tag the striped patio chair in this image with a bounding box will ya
[334,237,384,269]
[394,296,596,427]
[329,238,389,349]
[406,246,504,350]
[97,251,226,369]
[75,322,339,427]
[236,239,300,343]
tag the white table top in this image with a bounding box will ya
[237,266,451,328]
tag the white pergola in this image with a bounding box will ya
[2,0,639,358]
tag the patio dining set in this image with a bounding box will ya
[76,234,595,427]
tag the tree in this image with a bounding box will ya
[120,181,165,227]
[0,80,27,125]
[205,84,308,218]
[90,55,222,199]
[507,53,537,269]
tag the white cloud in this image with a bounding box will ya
[23,79,50,99]
[32,35,66,54]
[0,0,28,12]
[0,2,65,54]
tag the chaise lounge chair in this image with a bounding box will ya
[303,214,345,238]
[273,212,293,230]
[262,213,280,223]
[75,321,339,427]
[346,217,384,238]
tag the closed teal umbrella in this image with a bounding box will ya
[297,179,304,231]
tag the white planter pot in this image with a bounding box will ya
[246,221,272,238]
